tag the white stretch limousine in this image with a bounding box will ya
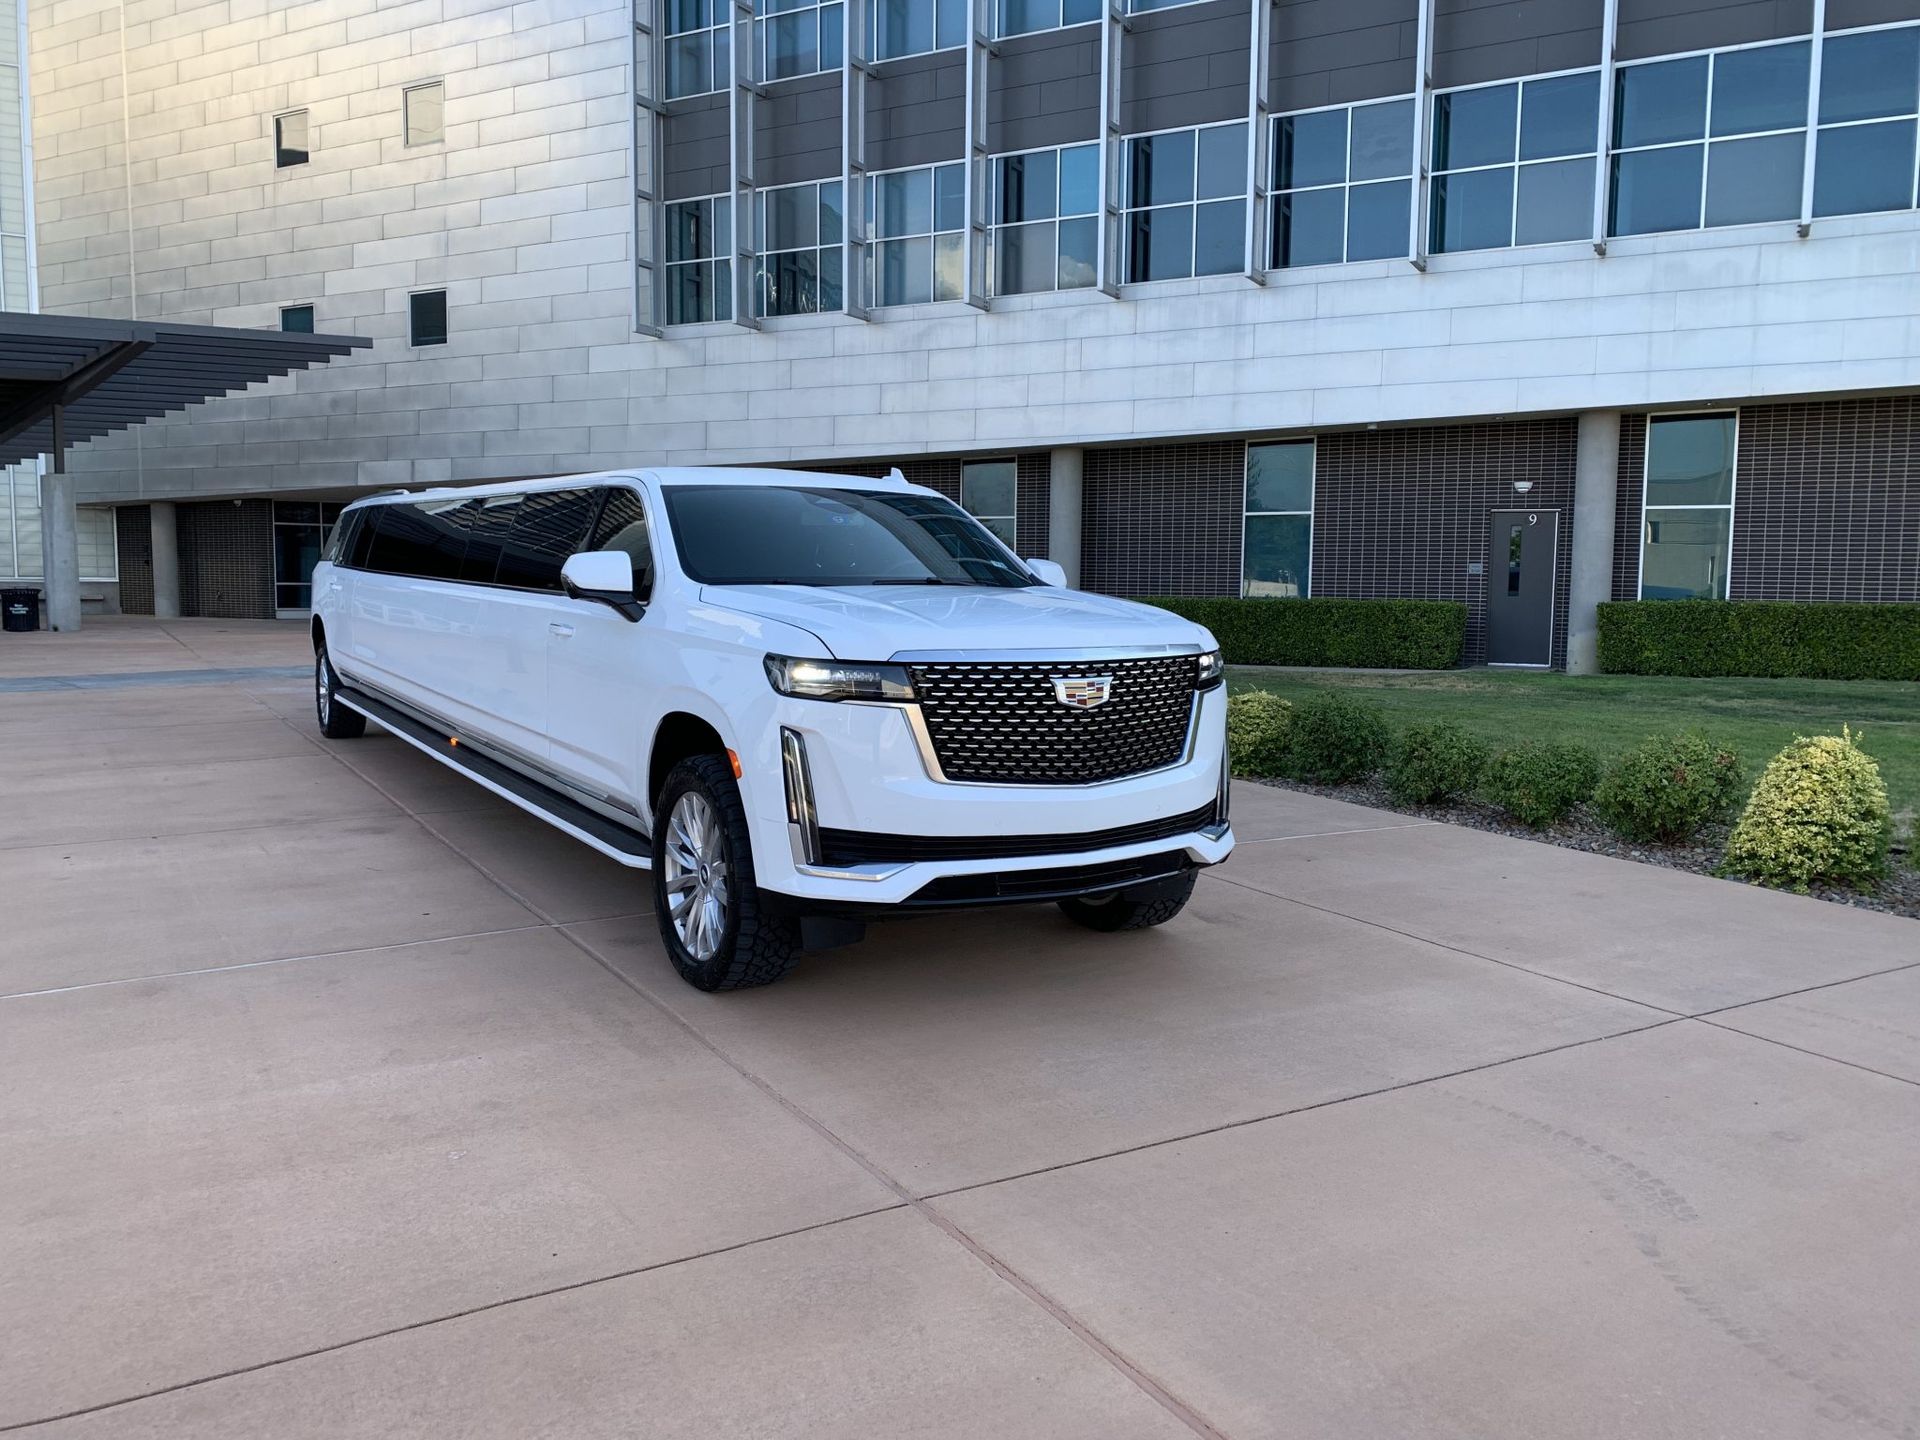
[311,468,1233,990]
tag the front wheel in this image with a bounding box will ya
[1058,870,1198,932]
[314,645,366,740]
[650,755,802,991]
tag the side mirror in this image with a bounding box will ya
[1025,558,1068,588]
[561,550,645,621]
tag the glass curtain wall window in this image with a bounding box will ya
[1242,441,1313,597]
[274,110,308,168]
[870,163,965,306]
[872,0,965,60]
[1430,71,1598,253]
[755,180,844,316]
[274,501,347,611]
[665,0,730,98]
[990,144,1099,295]
[1640,413,1736,600]
[403,82,444,146]
[997,0,1096,39]
[1271,98,1413,267]
[1610,40,1809,237]
[1813,24,1920,218]
[666,197,733,324]
[757,0,843,81]
[960,460,1018,547]
[1124,122,1247,283]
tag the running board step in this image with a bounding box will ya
[335,685,653,868]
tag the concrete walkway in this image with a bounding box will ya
[2,620,1916,1438]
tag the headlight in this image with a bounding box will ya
[764,654,917,702]
[1195,649,1225,690]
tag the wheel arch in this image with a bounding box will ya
[647,711,731,811]
[310,614,326,652]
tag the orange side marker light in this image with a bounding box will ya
[726,748,743,779]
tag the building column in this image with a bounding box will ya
[40,469,82,633]
[150,501,181,618]
[1048,446,1083,588]
[1566,409,1621,675]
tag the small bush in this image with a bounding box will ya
[1722,729,1892,892]
[1283,692,1391,783]
[1592,732,1745,844]
[1480,742,1601,828]
[1226,690,1293,777]
[1144,597,1467,670]
[1384,721,1490,806]
[1596,599,1920,681]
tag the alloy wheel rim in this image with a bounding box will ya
[316,656,330,723]
[662,791,729,962]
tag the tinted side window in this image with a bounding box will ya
[588,487,653,593]
[364,503,465,580]
[322,510,356,564]
[411,500,475,581]
[347,509,377,569]
[496,488,600,591]
[461,495,521,582]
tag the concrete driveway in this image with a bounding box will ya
[3,619,1917,1439]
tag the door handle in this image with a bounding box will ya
[548,622,575,638]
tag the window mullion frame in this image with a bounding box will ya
[1592,0,1618,249]
[1799,0,1826,234]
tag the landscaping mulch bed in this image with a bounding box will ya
[1251,774,1920,923]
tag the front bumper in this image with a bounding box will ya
[741,684,1233,909]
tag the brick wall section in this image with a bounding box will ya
[116,506,153,615]
[179,501,274,619]
[1082,440,1244,598]
[1313,419,1578,667]
[1733,397,1920,603]
[1612,412,1647,602]
[1016,453,1051,559]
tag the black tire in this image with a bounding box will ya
[651,754,802,991]
[314,644,366,740]
[1058,869,1198,932]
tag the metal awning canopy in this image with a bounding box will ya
[0,311,369,468]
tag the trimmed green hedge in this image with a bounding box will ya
[1597,600,1920,681]
[1143,597,1466,670]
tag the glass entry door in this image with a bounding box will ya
[273,501,346,613]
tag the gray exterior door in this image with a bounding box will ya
[1486,509,1558,667]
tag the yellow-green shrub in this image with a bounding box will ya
[1722,729,1892,892]
[1226,690,1293,776]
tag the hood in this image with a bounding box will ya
[698,584,1211,660]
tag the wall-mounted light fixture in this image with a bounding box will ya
[1513,480,1534,495]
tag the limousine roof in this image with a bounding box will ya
[341,465,921,509]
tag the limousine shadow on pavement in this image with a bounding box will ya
[4,617,1918,1439]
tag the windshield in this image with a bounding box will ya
[662,485,1036,588]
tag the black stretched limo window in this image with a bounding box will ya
[459,495,521,583]
[495,488,600,591]
[361,501,472,580]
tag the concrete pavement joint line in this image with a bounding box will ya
[915,1015,1690,1206]
[285,708,1232,1440]
[1686,958,1920,1022]
[557,926,1236,1440]
[0,920,661,1003]
[1204,868,1695,1019]
[1212,867,1920,1034]
[1234,820,1440,844]
[0,665,309,693]
[1694,1016,1920,1090]
[0,1204,912,1435]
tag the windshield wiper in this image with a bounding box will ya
[864,576,970,586]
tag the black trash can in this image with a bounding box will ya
[1,587,41,632]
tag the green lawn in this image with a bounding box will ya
[1227,667,1920,820]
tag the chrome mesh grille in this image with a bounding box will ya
[906,655,1199,784]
